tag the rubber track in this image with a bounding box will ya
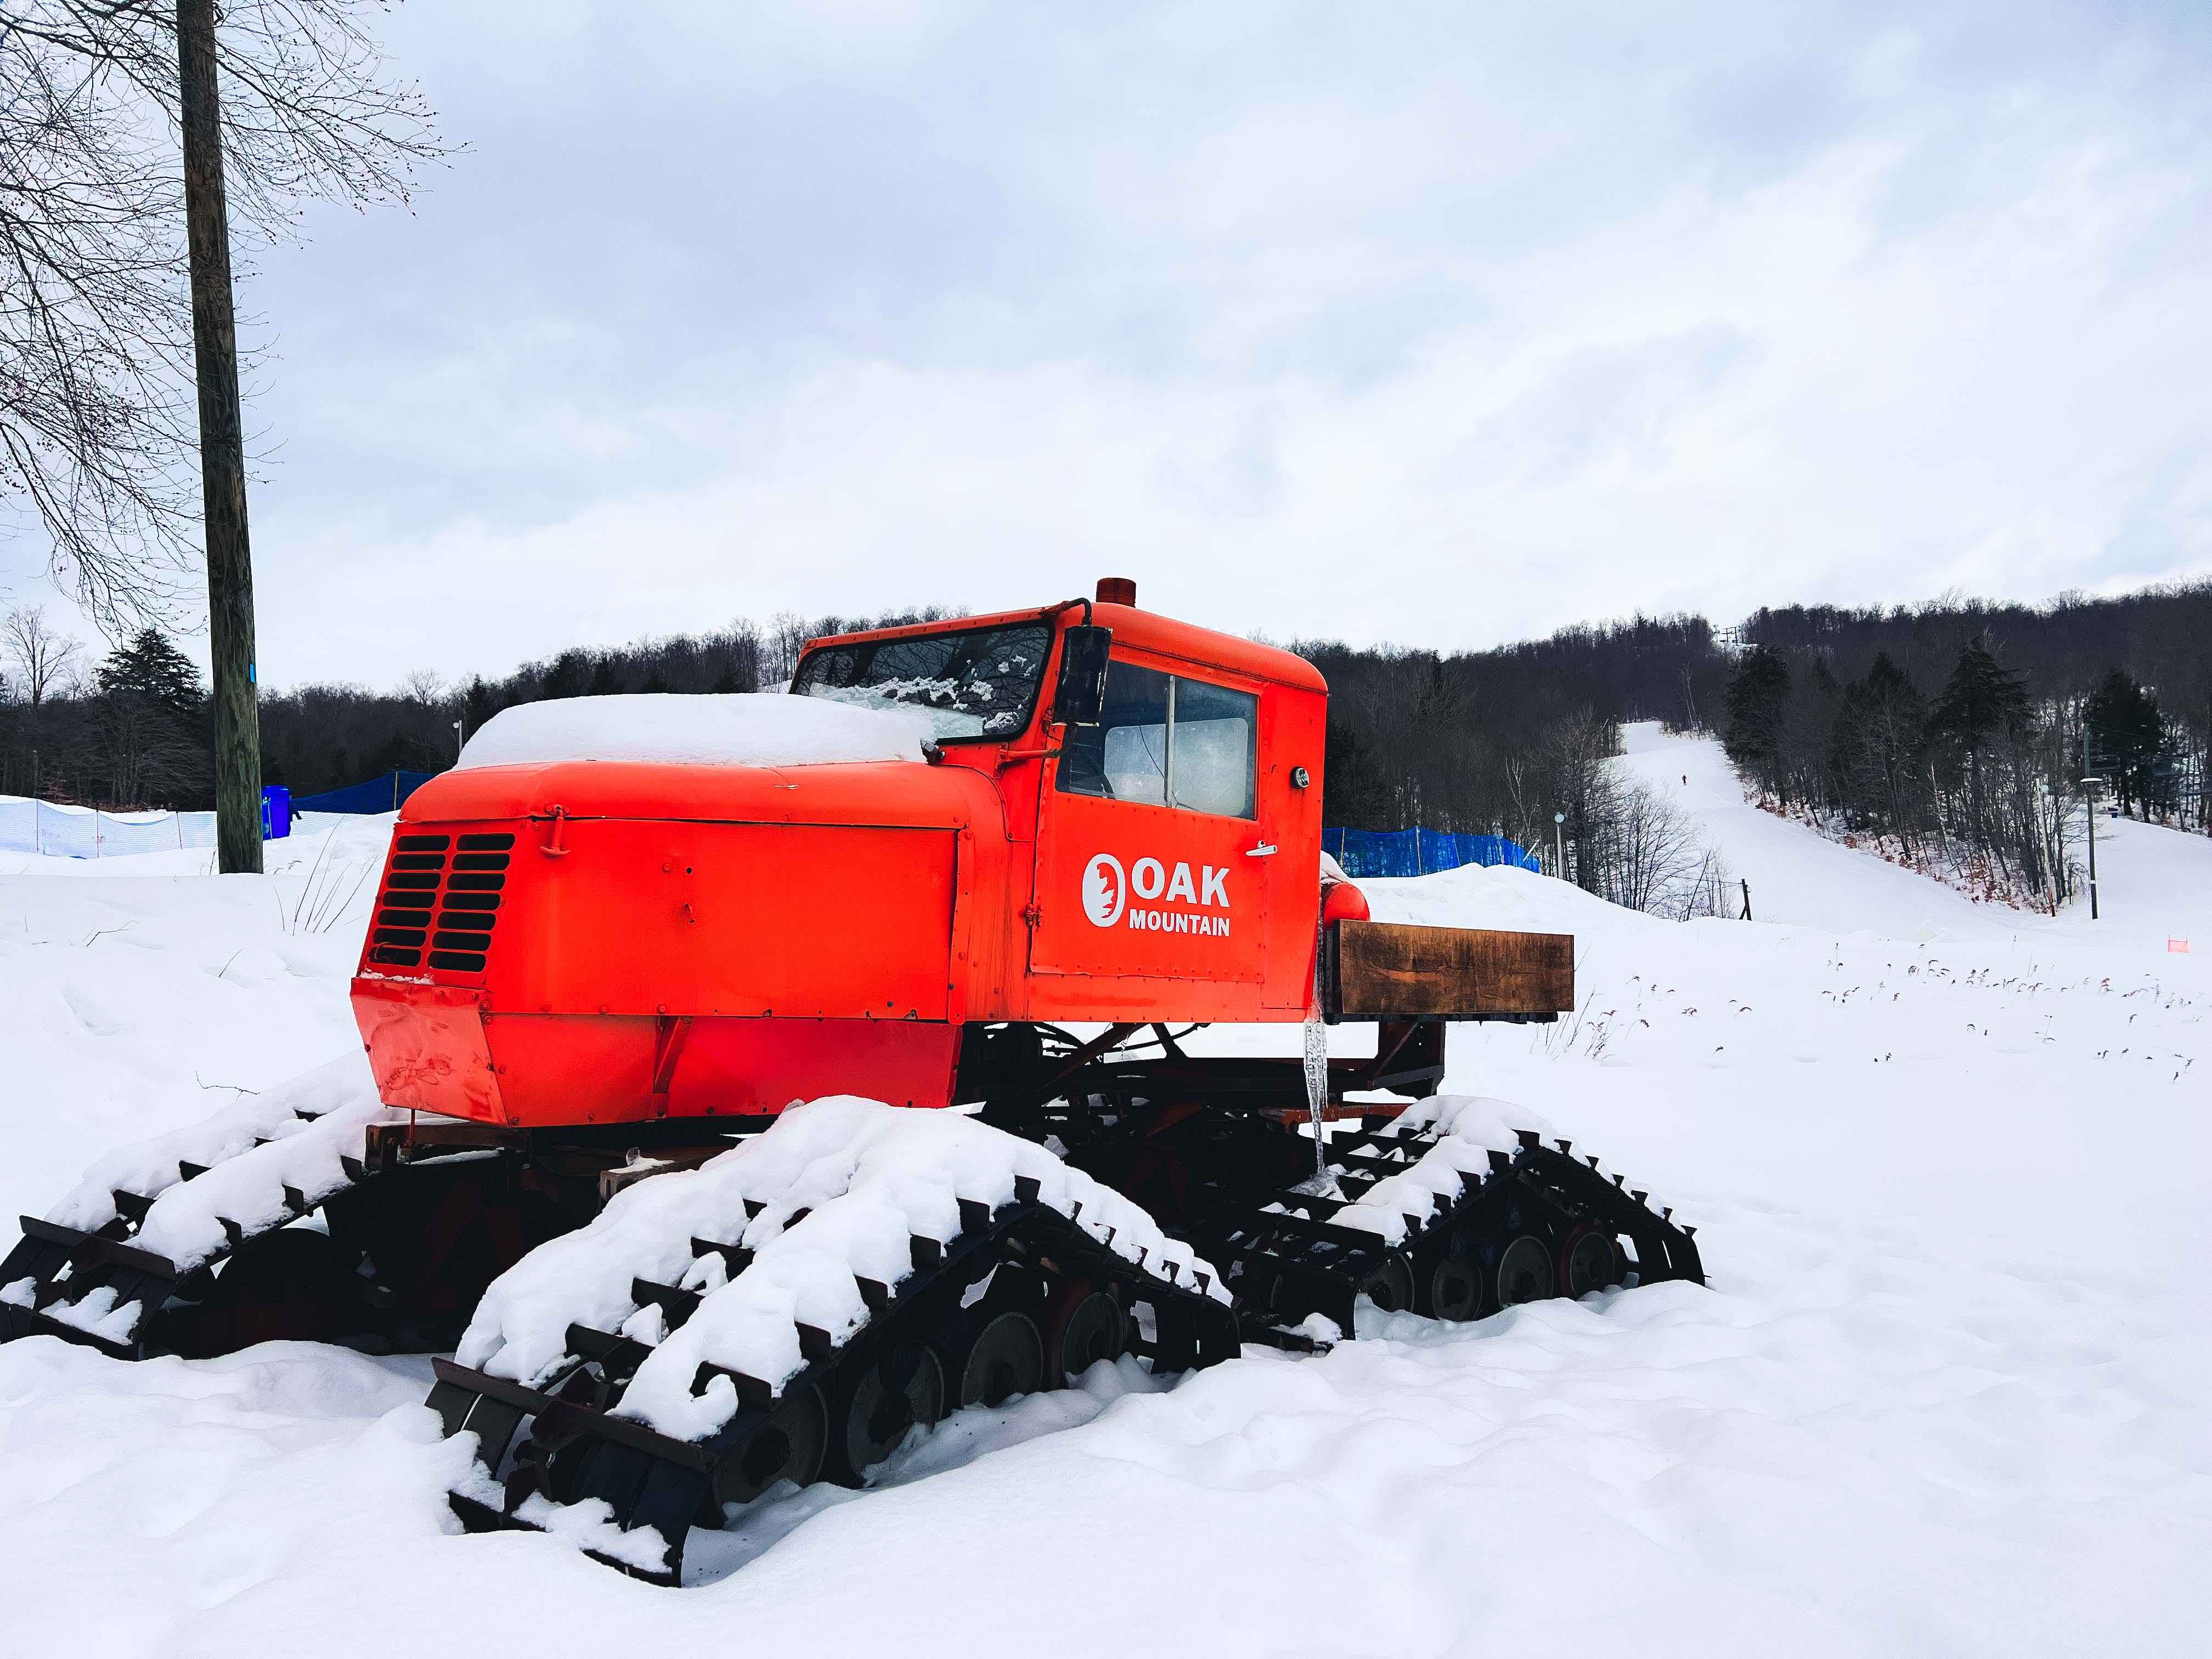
[1195,1122,1702,1338]
[431,1184,1241,1585]
[0,1109,370,1358]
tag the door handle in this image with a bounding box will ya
[1245,842,1278,857]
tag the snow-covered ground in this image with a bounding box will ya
[0,815,394,1212]
[2,738,2206,1657]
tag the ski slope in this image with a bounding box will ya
[1,776,2206,1657]
[1615,720,2212,952]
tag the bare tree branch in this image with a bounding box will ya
[0,2,448,627]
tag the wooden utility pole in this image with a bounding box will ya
[177,0,263,874]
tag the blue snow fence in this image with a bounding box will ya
[1322,827,1539,878]
[292,769,438,815]
[261,785,291,840]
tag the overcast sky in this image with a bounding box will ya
[9,0,2212,691]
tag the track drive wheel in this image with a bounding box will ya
[957,1311,1044,1408]
[1495,1234,1555,1306]
[831,1346,945,1483]
[1357,1252,1415,1313]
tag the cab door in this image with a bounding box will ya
[1029,653,1275,1006]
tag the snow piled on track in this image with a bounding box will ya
[1326,1094,1552,1245]
[460,1093,1225,1437]
[45,1058,395,1274]
[2,728,2209,1656]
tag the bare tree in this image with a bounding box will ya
[2,602,83,704]
[765,611,814,686]
[3,2,448,868]
[2,27,199,621]
[1,2,446,623]
[94,680,204,804]
[1602,783,1709,916]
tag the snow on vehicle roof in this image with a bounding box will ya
[453,692,935,771]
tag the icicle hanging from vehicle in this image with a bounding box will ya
[1304,918,1329,1176]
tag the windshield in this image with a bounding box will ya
[790,620,1053,742]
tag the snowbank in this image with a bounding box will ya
[454,693,935,771]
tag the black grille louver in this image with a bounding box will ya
[367,831,515,973]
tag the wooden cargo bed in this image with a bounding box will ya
[1321,919,1572,1022]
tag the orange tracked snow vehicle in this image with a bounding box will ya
[3,579,1702,1582]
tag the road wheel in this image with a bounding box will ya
[1048,1289,1126,1383]
[958,1311,1044,1408]
[1358,1252,1415,1313]
[1424,1252,1483,1321]
[1495,1234,1555,1306]
[1561,1227,1622,1297]
[714,1381,827,1509]
[832,1346,944,1482]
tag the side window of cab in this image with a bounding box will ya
[1058,660,1256,819]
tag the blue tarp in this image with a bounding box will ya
[1323,827,1539,878]
[292,770,437,815]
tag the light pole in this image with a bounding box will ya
[1553,811,1566,880]
[453,718,465,765]
[2081,776,2102,919]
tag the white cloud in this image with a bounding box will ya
[6,0,2207,685]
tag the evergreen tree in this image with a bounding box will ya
[641,665,672,695]
[539,649,591,701]
[1321,716,1391,829]
[2084,669,2170,817]
[461,676,497,738]
[96,628,202,714]
[1829,652,1927,843]
[1723,648,1792,800]
[1929,635,2031,858]
[1930,636,2028,748]
[87,628,205,806]
[585,656,624,697]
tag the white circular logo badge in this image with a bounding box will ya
[1082,853,1126,927]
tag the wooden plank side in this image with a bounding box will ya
[1330,920,1572,1017]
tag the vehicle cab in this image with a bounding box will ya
[789,578,1329,1024]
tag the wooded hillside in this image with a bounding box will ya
[3,583,2204,915]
